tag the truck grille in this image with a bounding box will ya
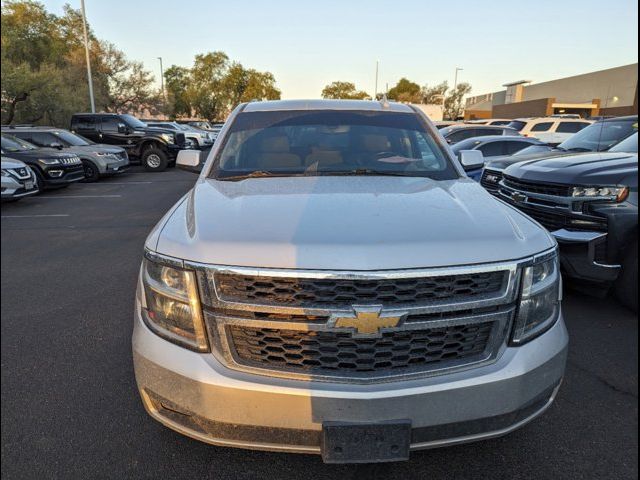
[214,271,506,308]
[60,156,81,165]
[228,322,494,375]
[502,176,572,197]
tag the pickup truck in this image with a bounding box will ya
[132,99,568,463]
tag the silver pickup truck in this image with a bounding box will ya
[132,99,568,463]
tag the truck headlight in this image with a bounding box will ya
[141,257,208,351]
[161,133,175,144]
[572,186,628,202]
[511,252,561,345]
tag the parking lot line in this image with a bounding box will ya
[34,195,122,198]
[1,214,70,218]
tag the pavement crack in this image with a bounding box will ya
[568,359,638,399]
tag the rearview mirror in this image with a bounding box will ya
[176,149,202,173]
[459,150,485,172]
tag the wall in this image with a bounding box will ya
[492,98,554,119]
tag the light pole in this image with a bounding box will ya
[374,60,379,100]
[453,67,463,91]
[80,0,95,113]
[158,57,166,102]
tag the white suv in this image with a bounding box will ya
[506,117,592,145]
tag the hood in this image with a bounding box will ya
[485,149,571,170]
[67,144,125,154]
[150,176,554,270]
[144,126,178,135]
[504,152,638,187]
[1,157,28,168]
[0,149,77,160]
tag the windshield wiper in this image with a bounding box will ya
[217,171,301,181]
[326,168,419,177]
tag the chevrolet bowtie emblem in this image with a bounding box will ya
[333,306,405,336]
[511,191,528,203]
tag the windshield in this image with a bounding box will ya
[506,120,527,132]
[211,110,458,180]
[558,120,638,152]
[52,130,93,146]
[1,134,38,152]
[120,114,147,129]
[609,132,638,153]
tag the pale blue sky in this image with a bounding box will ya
[40,0,638,99]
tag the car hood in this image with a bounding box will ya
[1,157,28,168]
[485,149,574,170]
[149,176,554,270]
[0,149,76,160]
[504,152,638,187]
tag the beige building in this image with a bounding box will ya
[465,64,638,120]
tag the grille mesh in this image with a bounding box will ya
[480,169,503,193]
[215,271,506,308]
[502,176,572,197]
[229,322,494,374]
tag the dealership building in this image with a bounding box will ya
[464,63,638,120]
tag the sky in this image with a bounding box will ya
[38,0,638,99]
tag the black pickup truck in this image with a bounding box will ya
[70,113,196,171]
[496,133,638,312]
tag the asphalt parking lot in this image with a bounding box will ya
[1,167,638,480]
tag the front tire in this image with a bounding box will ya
[81,160,100,182]
[615,243,638,312]
[142,146,169,172]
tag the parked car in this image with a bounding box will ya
[505,117,592,145]
[70,113,195,171]
[144,121,214,149]
[2,126,129,182]
[496,141,638,311]
[439,124,520,144]
[0,134,84,189]
[133,99,567,464]
[465,118,512,126]
[451,136,547,180]
[480,116,639,194]
[433,120,459,129]
[1,157,39,201]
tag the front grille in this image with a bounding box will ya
[502,176,572,197]
[228,322,494,375]
[215,271,507,308]
[502,200,607,232]
[480,169,503,193]
[60,156,81,165]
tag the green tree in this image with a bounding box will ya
[444,82,472,120]
[421,81,449,105]
[164,65,192,118]
[321,81,369,100]
[387,78,421,103]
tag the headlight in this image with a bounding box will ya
[141,256,208,351]
[38,158,61,165]
[511,252,561,345]
[161,133,175,143]
[94,152,113,157]
[1,169,9,177]
[572,186,628,202]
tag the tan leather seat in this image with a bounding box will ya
[359,134,390,152]
[255,136,301,169]
[305,148,344,169]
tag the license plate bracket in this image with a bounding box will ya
[321,420,411,464]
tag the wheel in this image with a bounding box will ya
[81,160,100,182]
[615,242,638,312]
[142,146,169,172]
[33,169,46,191]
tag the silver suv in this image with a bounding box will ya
[132,100,568,463]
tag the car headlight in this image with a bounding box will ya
[511,251,561,345]
[572,186,628,202]
[94,152,113,157]
[38,158,61,165]
[141,256,208,351]
[161,133,175,144]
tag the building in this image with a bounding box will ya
[410,103,443,121]
[465,64,638,120]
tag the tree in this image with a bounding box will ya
[387,78,422,103]
[321,81,369,100]
[421,81,449,105]
[444,82,472,120]
[164,65,192,118]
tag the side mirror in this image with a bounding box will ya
[176,149,202,173]
[117,123,128,134]
[459,150,485,172]
[50,142,64,150]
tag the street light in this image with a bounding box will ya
[158,57,166,101]
[453,67,463,91]
[374,60,379,101]
[80,0,95,113]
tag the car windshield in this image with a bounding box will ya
[506,120,527,131]
[609,132,638,153]
[120,114,147,129]
[211,110,458,181]
[1,134,38,152]
[558,120,638,152]
[51,130,93,146]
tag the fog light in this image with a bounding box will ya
[48,170,64,177]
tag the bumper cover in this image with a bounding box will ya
[133,301,568,457]
[551,229,621,283]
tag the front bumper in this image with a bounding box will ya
[95,155,130,175]
[1,174,38,199]
[42,165,85,186]
[551,229,621,283]
[132,299,568,457]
